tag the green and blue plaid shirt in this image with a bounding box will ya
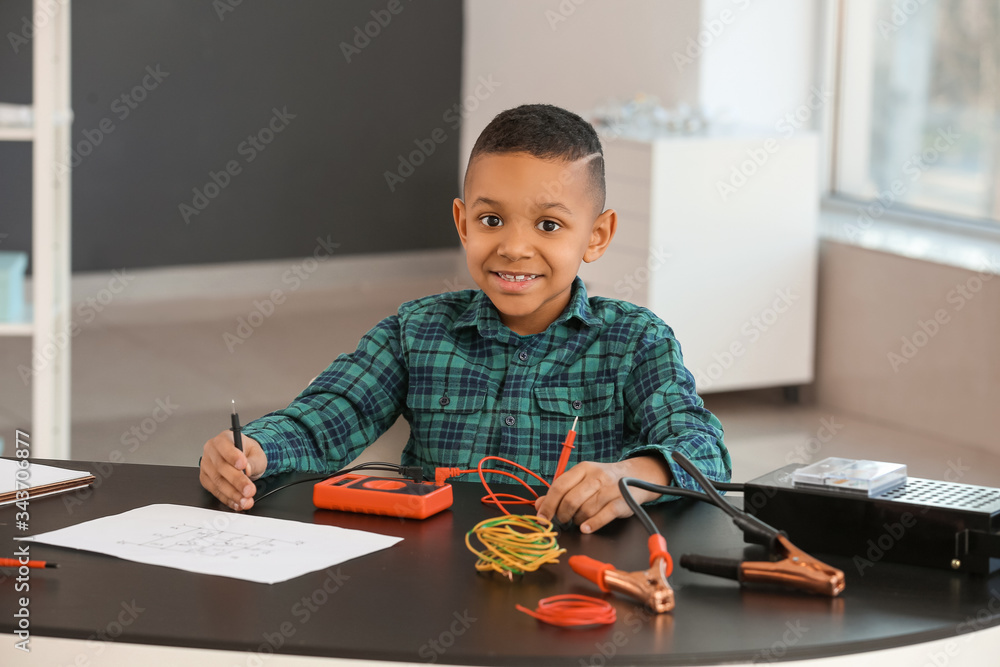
[243,278,730,494]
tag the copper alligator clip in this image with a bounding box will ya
[740,534,845,596]
[569,535,676,613]
[681,533,845,597]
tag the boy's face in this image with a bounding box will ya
[453,152,616,336]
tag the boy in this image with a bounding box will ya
[200,104,730,533]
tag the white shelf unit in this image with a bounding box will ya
[0,126,34,141]
[0,322,34,336]
[0,1,73,458]
[579,132,818,394]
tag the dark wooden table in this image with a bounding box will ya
[2,459,999,665]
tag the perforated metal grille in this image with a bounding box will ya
[877,478,1000,512]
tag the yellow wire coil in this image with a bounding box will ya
[465,514,566,577]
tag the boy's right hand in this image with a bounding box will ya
[199,430,267,512]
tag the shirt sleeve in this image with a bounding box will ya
[240,315,408,476]
[620,320,732,501]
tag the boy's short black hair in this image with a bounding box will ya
[468,104,606,213]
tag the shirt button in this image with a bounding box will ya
[439,396,450,407]
[518,350,528,361]
[572,400,583,410]
[504,415,515,426]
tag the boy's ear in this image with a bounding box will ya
[583,208,617,263]
[453,198,468,248]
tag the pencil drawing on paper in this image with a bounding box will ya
[118,523,307,559]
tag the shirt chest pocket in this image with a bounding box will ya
[407,385,487,413]
[533,382,620,461]
[405,383,488,466]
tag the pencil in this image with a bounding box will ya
[0,558,58,569]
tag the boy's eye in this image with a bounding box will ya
[536,220,561,232]
[479,215,503,228]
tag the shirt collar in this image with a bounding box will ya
[453,277,601,337]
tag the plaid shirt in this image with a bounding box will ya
[243,278,730,495]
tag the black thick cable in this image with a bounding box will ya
[617,477,737,538]
[669,452,781,547]
[618,477,661,536]
[714,481,744,492]
[669,452,745,523]
[618,453,738,538]
[618,454,780,548]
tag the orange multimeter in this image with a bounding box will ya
[313,474,453,519]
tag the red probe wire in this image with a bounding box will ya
[437,457,551,515]
[435,418,581,514]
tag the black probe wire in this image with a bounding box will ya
[250,461,418,504]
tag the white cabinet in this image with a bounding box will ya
[0,1,73,457]
[579,132,818,393]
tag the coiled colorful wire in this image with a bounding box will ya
[465,514,566,577]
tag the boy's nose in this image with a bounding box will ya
[496,226,534,261]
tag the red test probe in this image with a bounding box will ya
[553,416,578,479]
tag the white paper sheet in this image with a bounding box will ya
[18,504,403,584]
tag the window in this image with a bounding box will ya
[835,0,1000,227]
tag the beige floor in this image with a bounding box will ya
[2,278,1000,489]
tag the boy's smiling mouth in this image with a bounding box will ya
[495,272,539,282]
[491,271,541,291]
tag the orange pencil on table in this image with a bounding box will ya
[0,558,58,569]
[553,416,579,480]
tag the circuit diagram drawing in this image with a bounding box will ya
[118,523,306,559]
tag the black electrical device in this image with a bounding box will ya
[744,464,1000,575]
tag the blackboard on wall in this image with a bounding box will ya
[0,0,464,272]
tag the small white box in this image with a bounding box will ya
[792,457,907,496]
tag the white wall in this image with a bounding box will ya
[816,241,1000,455]
[698,0,822,130]
[459,0,703,183]
[460,0,824,177]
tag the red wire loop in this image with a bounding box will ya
[516,594,617,627]
[451,456,553,515]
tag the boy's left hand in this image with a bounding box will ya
[534,455,672,533]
